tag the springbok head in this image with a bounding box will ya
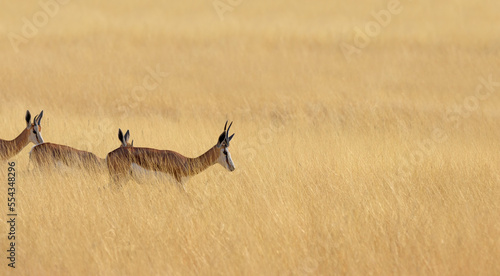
[216,121,235,171]
[26,110,44,145]
[118,129,133,147]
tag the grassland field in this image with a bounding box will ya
[1,0,499,275]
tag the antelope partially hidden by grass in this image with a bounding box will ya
[30,129,133,173]
[0,110,44,161]
[106,121,236,190]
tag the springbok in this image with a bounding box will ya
[0,110,44,161]
[30,129,133,173]
[106,121,236,189]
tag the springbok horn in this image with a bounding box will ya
[226,121,233,137]
[37,110,44,125]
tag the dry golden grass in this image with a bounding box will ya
[1,0,500,275]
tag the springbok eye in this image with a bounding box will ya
[223,150,227,155]
[33,130,37,134]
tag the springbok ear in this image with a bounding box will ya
[118,129,124,143]
[25,110,31,127]
[217,132,225,147]
[228,133,235,142]
[37,110,44,125]
[124,130,130,144]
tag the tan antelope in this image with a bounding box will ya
[0,110,44,161]
[106,121,236,189]
[30,129,133,173]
